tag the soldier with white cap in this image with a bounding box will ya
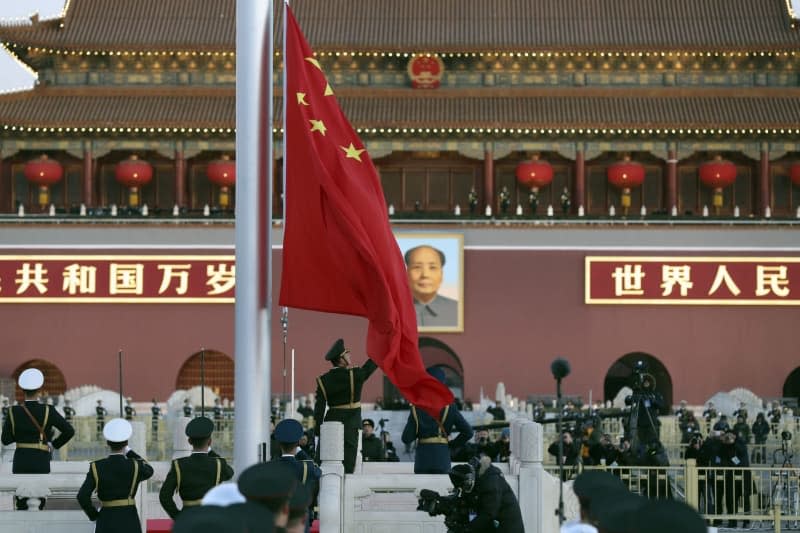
[1,367,75,510]
[77,418,153,533]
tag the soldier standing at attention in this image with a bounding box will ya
[314,338,378,474]
[182,398,194,418]
[159,416,234,519]
[95,399,107,439]
[274,418,321,529]
[150,399,161,436]
[77,418,153,533]
[1,368,75,510]
[213,398,224,431]
[124,397,136,421]
[1,399,10,425]
[401,367,473,474]
[63,399,75,424]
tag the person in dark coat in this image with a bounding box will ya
[124,397,136,421]
[751,412,770,463]
[1,368,75,510]
[150,399,161,436]
[313,338,378,473]
[361,418,385,462]
[159,416,234,519]
[77,418,154,533]
[274,417,321,529]
[401,367,473,474]
[95,399,107,439]
[457,456,524,532]
[234,461,296,531]
[62,399,75,424]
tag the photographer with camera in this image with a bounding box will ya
[402,367,473,474]
[418,456,524,532]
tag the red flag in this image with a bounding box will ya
[278,6,453,418]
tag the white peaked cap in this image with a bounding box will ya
[103,418,133,442]
[202,482,246,506]
[18,368,44,390]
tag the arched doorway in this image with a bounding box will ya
[603,352,673,415]
[175,350,234,401]
[382,337,465,407]
[783,367,800,407]
[11,359,67,402]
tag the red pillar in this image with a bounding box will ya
[175,142,186,208]
[483,148,494,212]
[82,141,93,206]
[666,147,678,212]
[574,148,585,214]
[760,146,770,216]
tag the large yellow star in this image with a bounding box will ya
[324,83,334,96]
[309,119,327,136]
[341,143,365,162]
[296,92,309,106]
[305,57,323,71]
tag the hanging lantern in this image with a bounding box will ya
[607,156,645,214]
[115,155,153,207]
[789,162,800,188]
[207,155,236,208]
[699,155,736,213]
[24,155,63,208]
[515,155,553,192]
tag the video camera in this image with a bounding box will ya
[417,489,470,533]
[378,417,389,431]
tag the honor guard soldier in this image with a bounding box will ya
[159,416,234,519]
[1,368,75,510]
[314,338,378,474]
[232,461,297,531]
[401,367,473,474]
[77,418,154,533]
[172,505,247,533]
[150,398,161,435]
[124,398,136,421]
[95,399,107,439]
[213,398,224,430]
[1,399,9,424]
[63,399,75,424]
[274,419,320,527]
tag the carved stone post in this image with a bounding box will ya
[319,421,344,533]
[517,420,552,533]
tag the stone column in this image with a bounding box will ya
[83,141,93,207]
[319,421,344,533]
[574,146,585,214]
[666,145,678,213]
[483,147,494,212]
[760,143,770,216]
[517,420,554,533]
[175,141,186,208]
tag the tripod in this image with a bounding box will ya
[770,438,798,529]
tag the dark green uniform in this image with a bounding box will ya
[77,449,154,533]
[159,451,234,518]
[314,359,378,473]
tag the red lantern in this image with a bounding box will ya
[607,156,645,213]
[699,156,736,212]
[207,155,236,208]
[24,155,63,207]
[115,155,153,207]
[789,162,800,187]
[515,157,553,192]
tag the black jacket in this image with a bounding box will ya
[159,450,234,518]
[464,462,524,533]
[1,400,74,473]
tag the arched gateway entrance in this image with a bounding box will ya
[382,337,465,407]
[603,352,673,415]
[175,350,234,401]
[783,367,800,407]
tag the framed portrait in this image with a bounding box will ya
[395,232,464,333]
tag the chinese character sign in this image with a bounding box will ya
[586,256,800,305]
[0,255,235,303]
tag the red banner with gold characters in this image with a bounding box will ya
[586,256,800,305]
[0,255,235,303]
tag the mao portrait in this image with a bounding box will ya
[396,233,464,332]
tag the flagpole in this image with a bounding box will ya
[235,0,271,474]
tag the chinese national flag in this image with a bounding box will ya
[278,6,453,418]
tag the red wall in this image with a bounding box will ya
[0,248,797,405]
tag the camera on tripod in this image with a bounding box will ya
[378,417,389,431]
[781,430,792,442]
[417,489,470,532]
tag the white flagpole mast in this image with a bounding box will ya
[234,0,272,473]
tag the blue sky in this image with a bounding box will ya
[2,1,800,92]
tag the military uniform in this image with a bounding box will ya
[151,401,161,435]
[234,461,297,532]
[96,401,107,438]
[77,419,154,533]
[360,419,385,462]
[1,369,75,510]
[213,401,224,430]
[313,339,378,473]
[63,402,75,423]
[159,417,234,519]
[124,402,136,421]
[183,400,194,418]
[274,418,321,521]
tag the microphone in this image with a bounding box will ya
[550,358,571,380]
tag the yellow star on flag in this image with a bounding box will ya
[341,143,365,162]
[309,119,327,136]
[305,57,323,71]
[324,83,334,96]
[296,92,309,106]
